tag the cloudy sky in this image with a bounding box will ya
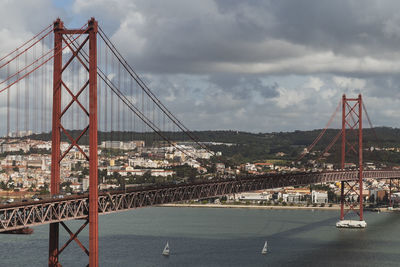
[2,0,400,132]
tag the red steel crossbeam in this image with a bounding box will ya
[342,180,361,217]
[49,18,98,267]
[60,125,89,161]
[343,181,359,197]
[61,36,89,71]
[345,102,358,122]
[57,220,89,256]
[60,80,89,116]
[340,94,363,221]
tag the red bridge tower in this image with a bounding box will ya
[339,94,365,226]
[49,18,99,266]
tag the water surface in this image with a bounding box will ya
[1,207,399,266]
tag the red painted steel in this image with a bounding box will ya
[6,17,398,266]
[49,18,63,267]
[340,94,346,220]
[340,181,344,220]
[48,18,99,267]
[88,18,99,267]
[390,179,392,207]
[1,169,400,235]
[340,94,364,221]
[359,95,363,220]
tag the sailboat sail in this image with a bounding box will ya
[162,242,170,256]
[261,241,268,254]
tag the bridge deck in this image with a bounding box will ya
[0,170,399,232]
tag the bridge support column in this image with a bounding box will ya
[337,94,365,228]
[49,18,63,267]
[48,18,99,266]
[49,223,60,266]
[88,18,99,267]
[389,179,392,207]
[340,181,344,220]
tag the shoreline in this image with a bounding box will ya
[159,203,398,212]
[159,203,342,210]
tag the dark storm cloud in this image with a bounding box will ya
[215,0,400,59]
[71,0,400,75]
[365,75,400,98]
[209,74,279,100]
[258,82,279,98]
[0,0,396,132]
[68,0,400,131]
[274,1,400,58]
[74,0,311,74]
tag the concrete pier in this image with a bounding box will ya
[336,220,367,228]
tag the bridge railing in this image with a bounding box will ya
[1,170,400,232]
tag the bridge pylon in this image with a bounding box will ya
[49,18,99,266]
[337,94,366,227]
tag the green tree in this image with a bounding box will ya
[82,167,89,176]
[0,181,7,190]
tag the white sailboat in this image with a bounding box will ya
[162,242,170,256]
[261,241,268,255]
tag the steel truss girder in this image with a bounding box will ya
[1,170,399,233]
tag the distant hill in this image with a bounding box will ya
[189,127,400,165]
[23,127,400,165]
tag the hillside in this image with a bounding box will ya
[24,127,400,165]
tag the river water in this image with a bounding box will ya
[1,207,400,266]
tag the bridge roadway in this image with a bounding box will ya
[1,170,400,232]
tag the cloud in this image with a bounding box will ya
[69,0,400,76]
[2,1,400,133]
[209,73,279,100]
[66,0,400,131]
[333,76,366,90]
[0,0,65,57]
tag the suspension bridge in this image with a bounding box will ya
[0,18,399,266]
